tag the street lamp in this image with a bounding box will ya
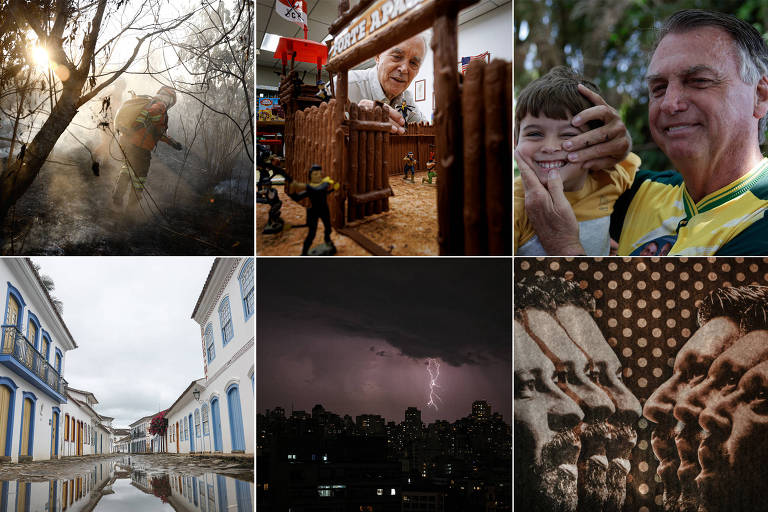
[193,388,200,401]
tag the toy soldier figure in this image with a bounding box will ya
[403,152,416,182]
[286,164,339,256]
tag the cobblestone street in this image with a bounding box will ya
[0,453,254,482]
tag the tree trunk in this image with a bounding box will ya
[0,78,83,222]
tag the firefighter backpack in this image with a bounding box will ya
[114,95,153,135]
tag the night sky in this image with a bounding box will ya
[257,258,511,424]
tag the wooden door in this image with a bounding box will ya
[0,386,10,456]
[51,411,58,457]
[20,397,31,456]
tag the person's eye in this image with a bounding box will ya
[750,388,768,412]
[523,131,542,137]
[650,84,666,97]
[552,370,569,386]
[724,371,739,387]
[689,78,712,87]
[517,379,536,398]
[561,132,579,139]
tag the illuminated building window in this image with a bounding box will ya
[376,488,383,496]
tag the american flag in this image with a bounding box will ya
[460,51,490,74]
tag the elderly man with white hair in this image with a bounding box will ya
[333,33,427,134]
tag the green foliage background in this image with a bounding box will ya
[514,0,768,172]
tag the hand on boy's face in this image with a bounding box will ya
[516,148,585,256]
[561,85,632,171]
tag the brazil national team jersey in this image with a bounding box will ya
[611,158,768,256]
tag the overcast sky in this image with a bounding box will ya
[32,257,216,428]
[258,259,512,424]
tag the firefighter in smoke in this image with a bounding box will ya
[112,85,183,207]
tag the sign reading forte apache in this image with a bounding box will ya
[328,0,426,60]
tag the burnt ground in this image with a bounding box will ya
[257,170,440,256]
[1,144,254,255]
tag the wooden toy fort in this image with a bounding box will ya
[276,0,511,255]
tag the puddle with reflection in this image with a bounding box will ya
[0,456,253,511]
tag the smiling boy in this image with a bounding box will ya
[514,67,640,255]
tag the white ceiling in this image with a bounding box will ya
[256,0,511,84]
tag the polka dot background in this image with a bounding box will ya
[515,257,768,512]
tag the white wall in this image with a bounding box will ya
[406,2,513,121]
[0,261,76,462]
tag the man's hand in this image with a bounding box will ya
[358,100,405,134]
[562,84,631,171]
[171,140,183,151]
[516,149,585,255]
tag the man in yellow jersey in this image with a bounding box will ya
[520,10,768,256]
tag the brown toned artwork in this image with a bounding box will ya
[515,257,768,512]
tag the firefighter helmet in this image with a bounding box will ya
[155,86,177,107]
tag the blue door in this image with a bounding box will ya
[216,475,228,512]
[211,398,223,452]
[226,385,245,452]
[188,414,195,452]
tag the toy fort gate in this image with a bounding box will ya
[285,0,512,255]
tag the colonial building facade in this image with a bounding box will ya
[0,259,76,462]
[129,414,155,454]
[166,257,254,455]
[61,387,114,457]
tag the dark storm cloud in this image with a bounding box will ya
[258,258,511,366]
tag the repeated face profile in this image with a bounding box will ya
[516,277,768,512]
[514,277,641,512]
[642,286,768,512]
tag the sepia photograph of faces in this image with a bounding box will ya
[514,257,768,512]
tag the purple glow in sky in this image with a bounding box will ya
[257,258,511,423]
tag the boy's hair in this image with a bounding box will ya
[515,66,603,140]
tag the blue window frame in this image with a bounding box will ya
[194,409,201,438]
[218,297,233,345]
[40,331,51,362]
[205,324,215,363]
[54,348,63,375]
[238,258,254,321]
[201,403,210,436]
[26,312,40,351]
[4,282,26,328]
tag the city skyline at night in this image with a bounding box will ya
[257,258,511,424]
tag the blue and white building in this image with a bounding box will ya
[0,258,76,462]
[166,257,254,454]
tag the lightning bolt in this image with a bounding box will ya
[426,358,441,410]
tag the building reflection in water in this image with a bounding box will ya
[0,457,253,511]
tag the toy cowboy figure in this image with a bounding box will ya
[397,99,415,129]
[403,152,417,182]
[286,164,339,256]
